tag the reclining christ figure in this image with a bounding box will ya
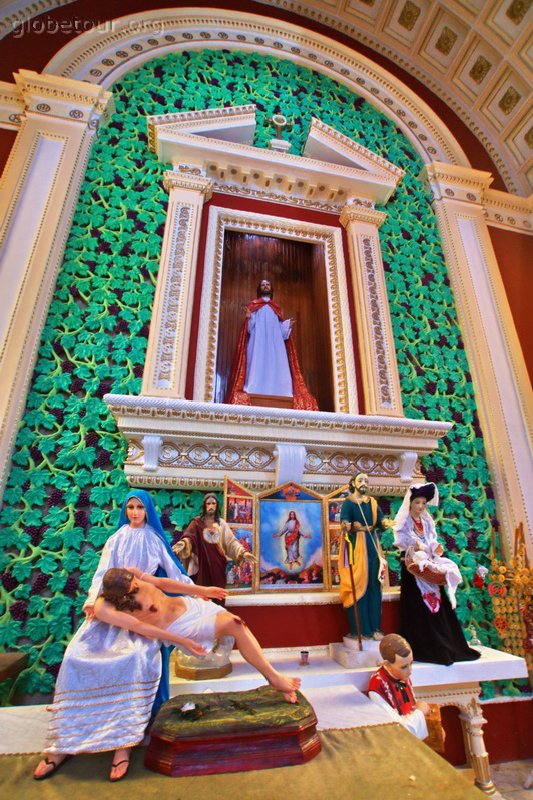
[33,567,301,782]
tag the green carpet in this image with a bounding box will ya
[1,725,485,799]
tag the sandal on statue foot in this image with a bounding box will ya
[109,758,131,782]
[33,755,72,780]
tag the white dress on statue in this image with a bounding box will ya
[163,596,224,653]
[367,691,429,739]
[43,524,192,755]
[244,299,293,397]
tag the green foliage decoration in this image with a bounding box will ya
[0,49,514,697]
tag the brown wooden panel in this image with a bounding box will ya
[215,231,334,411]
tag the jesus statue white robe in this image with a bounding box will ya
[244,299,293,397]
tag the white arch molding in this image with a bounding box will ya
[0,9,530,561]
[42,8,469,170]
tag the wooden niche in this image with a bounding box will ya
[215,230,335,412]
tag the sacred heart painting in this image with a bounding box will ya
[258,482,324,590]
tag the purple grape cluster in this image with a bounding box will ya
[10,600,28,621]
[31,573,49,593]
[1,572,18,592]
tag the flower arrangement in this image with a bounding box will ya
[489,524,533,676]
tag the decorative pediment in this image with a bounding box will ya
[148,104,257,150]
[303,118,404,183]
[147,105,404,209]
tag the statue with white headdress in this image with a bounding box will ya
[393,482,481,665]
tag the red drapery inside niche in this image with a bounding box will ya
[215,231,335,411]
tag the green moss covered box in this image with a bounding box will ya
[144,686,321,776]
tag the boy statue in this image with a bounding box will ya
[367,633,432,739]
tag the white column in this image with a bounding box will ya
[421,162,533,561]
[340,203,404,417]
[459,697,497,796]
[141,170,213,398]
[0,69,113,502]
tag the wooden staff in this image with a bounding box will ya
[344,527,362,651]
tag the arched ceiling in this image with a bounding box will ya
[1,0,531,195]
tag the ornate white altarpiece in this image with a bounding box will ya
[104,106,452,493]
[1,11,530,555]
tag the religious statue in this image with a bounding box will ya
[367,634,433,741]
[393,483,480,665]
[225,278,318,410]
[173,493,257,600]
[338,473,393,641]
[273,510,312,570]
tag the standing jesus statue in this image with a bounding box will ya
[225,278,318,410]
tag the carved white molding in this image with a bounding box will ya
[148,104,258,154]
[340,204,404,418]
[421,162,533,562]
[305,118,405,184]
[423,161,494,204]
[141,434,163,472]
[483,189,532,234]
[227,593,344,607]
[399,451,419,483]
[141,169,212,398]
[195,205,358,414]
[0,81,25,129]
[417,158,533,233]
[148,109,403,212]
[43,9,470,173]
[103,394,451,493]
[0,70,113,502]
[0,133,65,347]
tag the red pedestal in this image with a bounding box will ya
[145,688,321,777]
[231,596,400,648]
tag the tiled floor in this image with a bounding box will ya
[458,761,533,799]
[491,761,533,800]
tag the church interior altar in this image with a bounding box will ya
[0,6,531,798]
[0,644,526,798]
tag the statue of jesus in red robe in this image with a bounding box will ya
[225,278,318,410]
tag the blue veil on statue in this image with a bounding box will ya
[118,489,187,576]
[117,488,187,713]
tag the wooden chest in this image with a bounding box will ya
[145,686,321,777]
